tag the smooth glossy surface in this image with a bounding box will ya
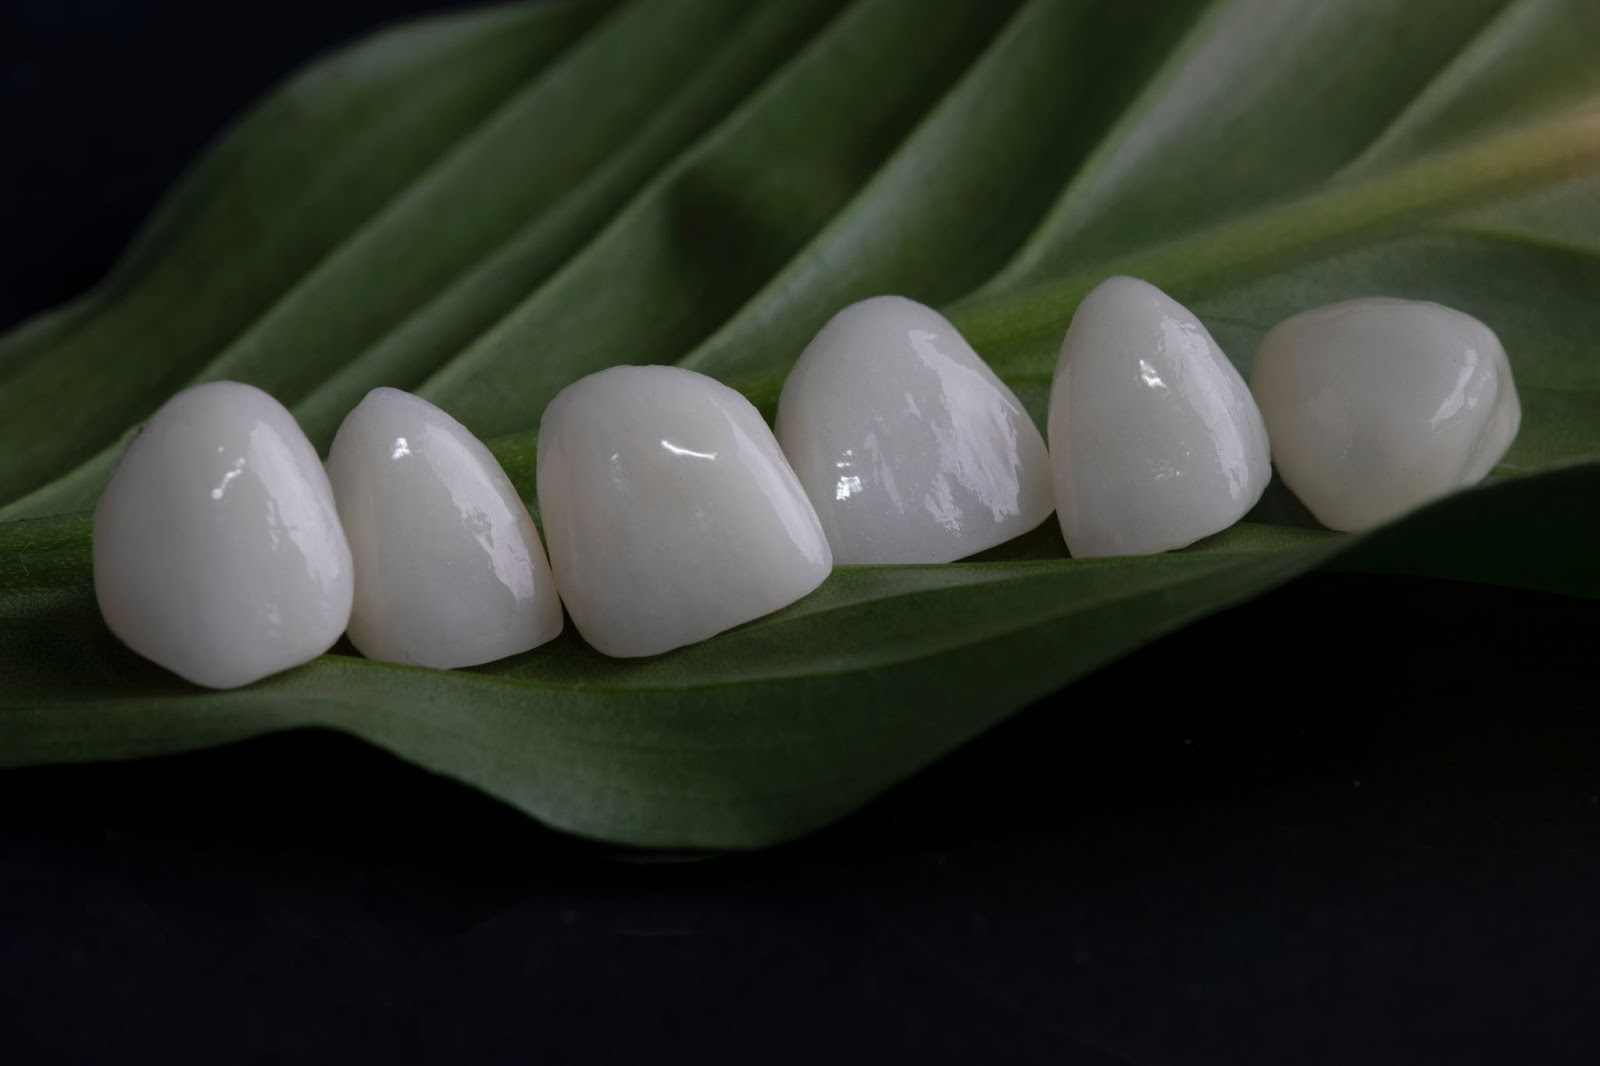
[1251,298,1520,532]
[775,296,1054,564]
[1049,276,1271,557]
[537,365,831,658]
[93,381,352,689]
[327,387,562,668]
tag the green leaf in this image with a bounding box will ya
[2,0,1597,848]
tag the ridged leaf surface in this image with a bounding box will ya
[2,0,1597,847]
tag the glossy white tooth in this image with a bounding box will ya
[326,387,563,668]
[537,365,831,658]
[1251,297,1520,532]
[93,381,352,689]
[775,296,1054,564]
[1049,276,1271,557]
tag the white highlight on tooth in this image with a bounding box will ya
[1251,297,1520,532]
[1049,276,1271,557]
[93,381,353,689]
[537,365,832,658]
[326,387,563,668]
[775,296,1054,564]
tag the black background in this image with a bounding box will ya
[3,4,1599,1063]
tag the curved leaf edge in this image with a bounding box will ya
[3,461,1594,848]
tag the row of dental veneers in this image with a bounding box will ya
[93,276,1519,689]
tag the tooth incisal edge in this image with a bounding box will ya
[1048,276,1271,558]
[776,295,1055,565]
[1250,296,1520,532]
[327,386,563,669]
[93,381,353,689]
[537,364,832,659]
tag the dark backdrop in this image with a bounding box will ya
[3,4,1599,1064]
